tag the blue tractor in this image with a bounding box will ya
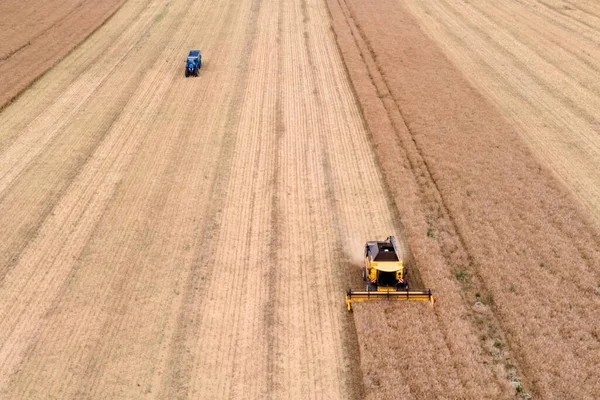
[185,50,202,77]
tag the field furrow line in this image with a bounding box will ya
[216,60,268,398]
[262,3,286,398]
[298,1,325,395]
[271,1,317,397]
[223,32,267,400]
[285,2,318,396]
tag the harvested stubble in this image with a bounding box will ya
[326,0,600,398]
[0,0,126,109]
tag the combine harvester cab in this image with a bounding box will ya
[185,50,202,77]
[346,236,435,310]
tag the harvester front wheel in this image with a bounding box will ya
[361,267,367,281]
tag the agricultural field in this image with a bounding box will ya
[404,0,600,225]
[329,0,600,398]
[0,0,127,109]
[0,0,599,399]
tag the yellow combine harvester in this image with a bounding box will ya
[346,236,435,310]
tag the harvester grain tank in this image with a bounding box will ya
[346,236,435,310]
[185,50,202,77]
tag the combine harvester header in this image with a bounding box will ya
[346,236,436,311]
[345,289,435,311]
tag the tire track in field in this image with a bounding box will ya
[276,2,324,395]
[274,2,319,396]
[263,0,284,394]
